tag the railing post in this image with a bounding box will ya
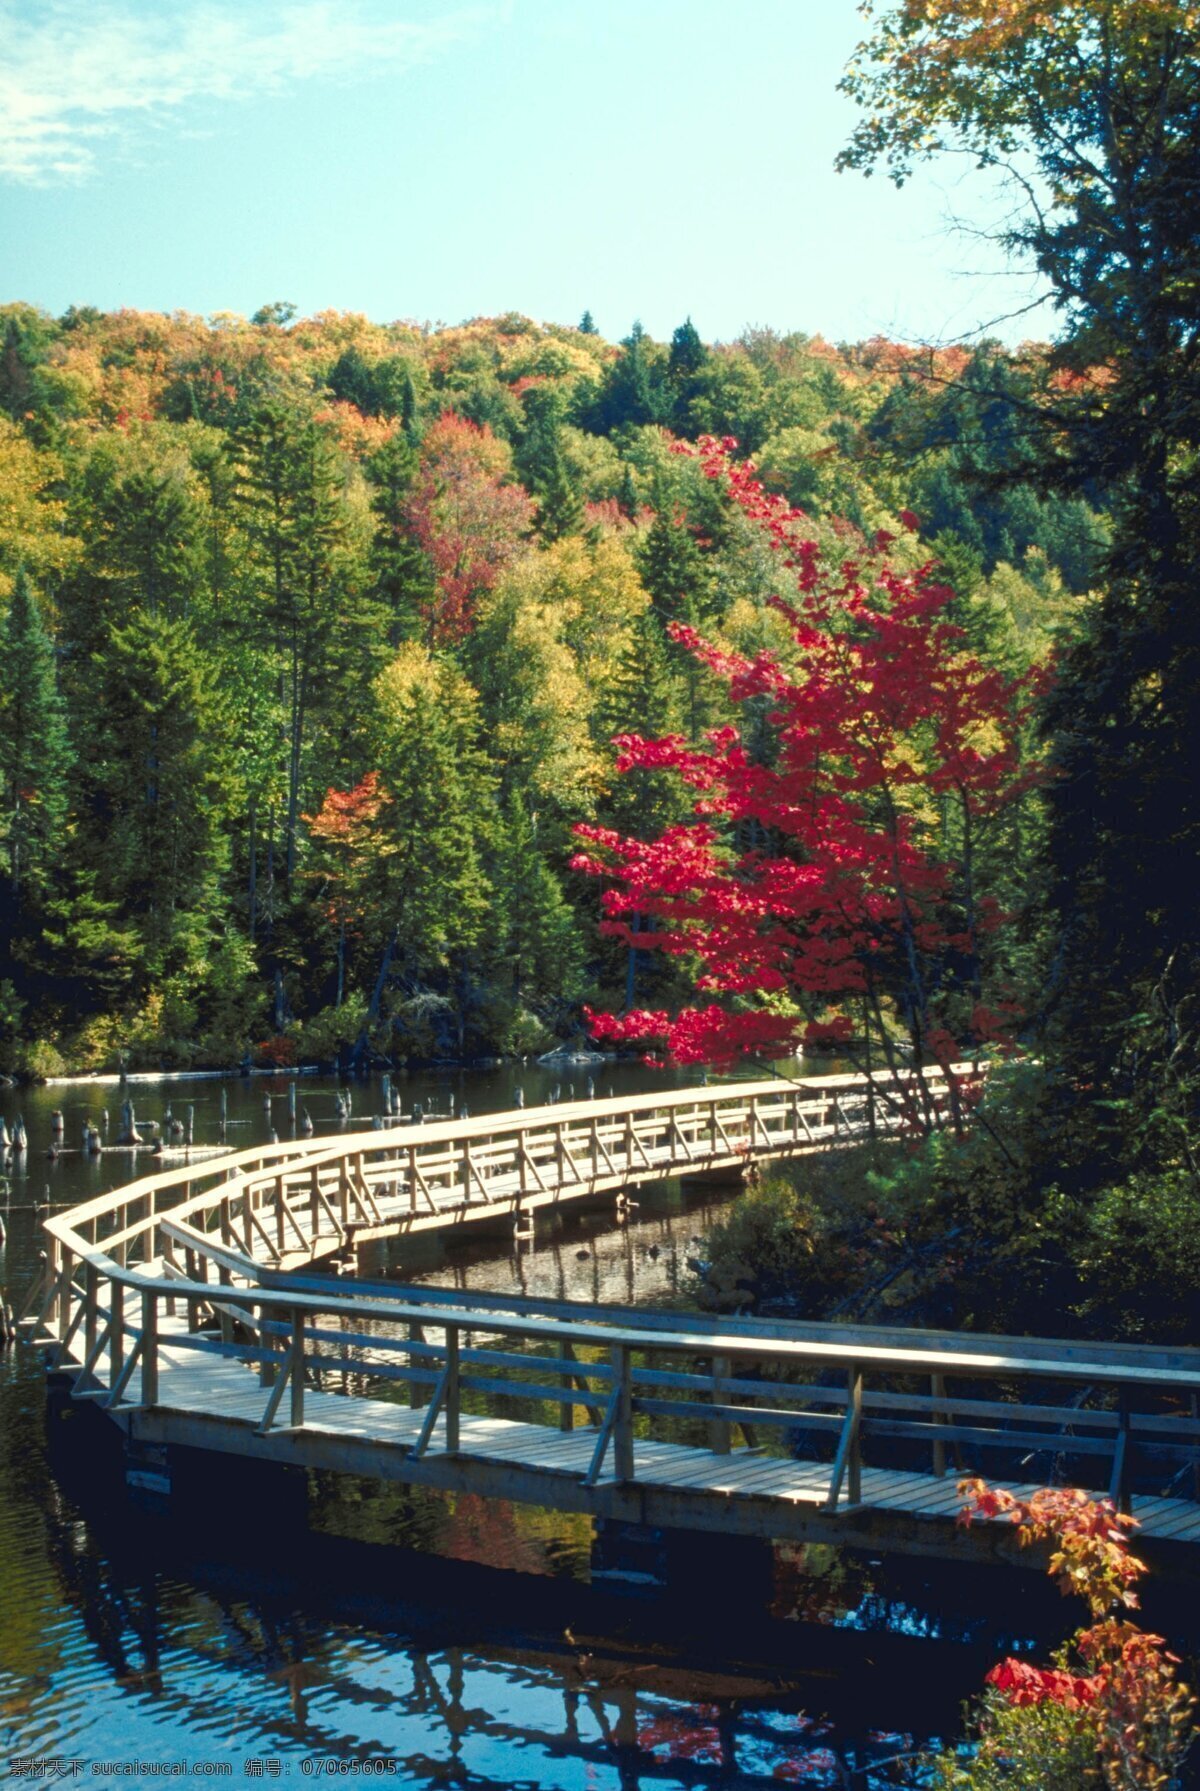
[613,1343,634,1482]
[444,1326,460,1454]
[847,1364,862,1503]
[931,1372,947,1477]
[712,1354,732,1455]
[1110,1389,1132,1514]
[408,1323,425,1407]
[289,1309,305,1429]
[58,1246,73,1343]
[141,1289,158,1408]
[109,1276,124,1389]
[275,1175,286,1254]
[258,1303,275,1387]
[560,1355,574,1432]
[461,1141,471,1205]
[828,1362,863,1509]
[46,1235,62,1335]
[84,1262,98,1364]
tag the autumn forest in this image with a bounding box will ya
[0,303,1100,1079]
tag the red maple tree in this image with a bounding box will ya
[403,411,533,643]
[572,436,1044,1117]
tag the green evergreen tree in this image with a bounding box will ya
[363,434,435,643]
[595,604,689,1009]
[591,321,669,432]
[0,318,35,418]
[515,387,584,542]
[77,609,231,984]
[371,651,495,984]
[0,568,71,896]
[232,403,381,890]
[637,499,718,739]
[638,500,711,625]
[595,604,684,837]
[327,346,376,413]
[532,442,584,541]
[492,788,582,1002]
[578,310,598,335]
[668,316,707,380]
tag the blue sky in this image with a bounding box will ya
[0,0,1054,346]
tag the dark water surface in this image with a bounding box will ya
[0,1066,1143,1788]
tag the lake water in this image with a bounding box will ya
[0,1066,1155,1788]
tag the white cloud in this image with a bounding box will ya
[0,2,480,183]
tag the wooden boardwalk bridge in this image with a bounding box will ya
[21,1070,1200,1577]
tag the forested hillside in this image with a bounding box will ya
[0,302,1102,1074]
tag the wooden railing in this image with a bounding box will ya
[35,1064,982,1281]
[26,1237,1200,1514]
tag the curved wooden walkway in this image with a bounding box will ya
[21,1068,1200,1573]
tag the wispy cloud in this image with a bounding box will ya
[0,2,479,183]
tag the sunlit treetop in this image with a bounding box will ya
[839,0,1200,180]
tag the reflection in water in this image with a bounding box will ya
[6,1435,956,1786]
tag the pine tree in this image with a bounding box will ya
[595,604,687,1009]
[637,500,713,629]
[636,498,717,737]
[0,319,34,418]
[363,434,435,643]
[0,567,71,896]
[668,316,707,381]
[78,608,231,983]
[596,604,684,838]
[578,310,599,336]
[493,788,582,1002]
[518,403,583,542]
[371,647,495,980]
[591,321,669,432]
[232,403,379,890]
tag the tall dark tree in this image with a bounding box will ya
[232,404,376,890]
[492,788,582,1004]
[843,1,1200,1161]
[77,609,231,984]
[0,568,71,896]
[590,321,669,432]
[519,392,584,542]
[362,434,435,643]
